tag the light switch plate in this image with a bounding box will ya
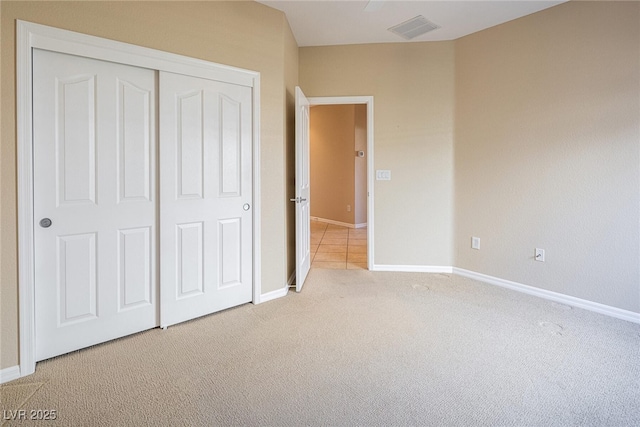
[376,170,391,181]
[471,237,480,250]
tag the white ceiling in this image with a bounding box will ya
[258,0,567,47]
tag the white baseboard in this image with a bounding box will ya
[372,265,453,273]
[311,217,366,229]
[260,286,289,303]
[255,273,293,304]
[0,365,21,384]
[453,268,640,324]
[366,264,639,324]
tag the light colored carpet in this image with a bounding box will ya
[1,270,639,426]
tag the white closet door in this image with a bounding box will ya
[159,71,253,327]
[33,49,157,361]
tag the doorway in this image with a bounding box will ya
[309,104,367,270]
[307,96,374,272]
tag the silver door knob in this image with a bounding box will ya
[243,203,251,211]
[39,218,52,228]
[289,197,307,203]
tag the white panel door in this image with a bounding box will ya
[294,87,311,292]
[33,49,157,361]
[159,71,253,327]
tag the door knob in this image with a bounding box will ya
[243,203,251,211]
[39,218,52,228]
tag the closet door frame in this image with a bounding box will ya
[16,20,262,378]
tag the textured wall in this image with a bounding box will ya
[454,1,640,312]
[300,42,456,267]
[284,19,299,282]
[0,1,294,370]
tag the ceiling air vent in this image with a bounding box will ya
[388,15,440,40]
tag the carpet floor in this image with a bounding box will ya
[2,269,639,426]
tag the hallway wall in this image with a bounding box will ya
[309,104,367,227]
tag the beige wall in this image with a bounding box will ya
[284,19,299,282]
[454,1,640,312]
[300,42,456,267]
[0,1,296,370]
[354,104,367,226]
[310,105,356,224]
[300,1,638,311]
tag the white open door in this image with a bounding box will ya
[293,87,311,292]
[159,71,253,327]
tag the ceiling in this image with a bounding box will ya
[258,0,567,47]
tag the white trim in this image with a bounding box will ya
[21,22,255,87]
[17,20,261,379]
[372,265,454,273]
[307,96,374,270]
[453,268,640,325]
[259,287,289,303]
[365,100,374,270]
[17,20,37,379]
[251,77,262,306]
[311,216,362,229]
[0,366,21,384]
[368,264,640,324]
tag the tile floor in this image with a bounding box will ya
[311,220,367,270]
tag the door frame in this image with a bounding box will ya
[307,96,374,270]
[16,20,262,378]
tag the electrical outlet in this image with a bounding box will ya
[471,237,480,250]
[535,248,545,262]
[347,205,351,212]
